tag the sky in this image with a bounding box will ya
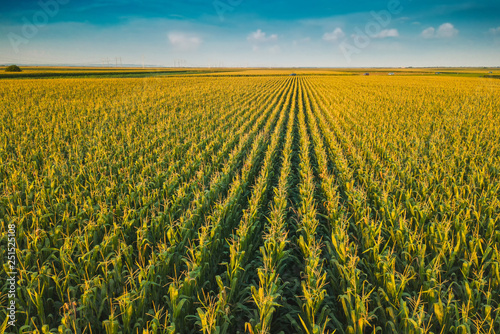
[0,0,499,67]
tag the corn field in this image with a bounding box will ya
[1,74,500,333]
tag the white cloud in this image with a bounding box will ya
[168,32,202,51]
[436,23,459,38]
[323,28,345,42]
[490,27,500,35]
[421,23,458,39]
[247,29,278,43]
[374,29,399,38]
[421,27,435,39]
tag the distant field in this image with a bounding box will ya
[1,66,499,79]
[0,67,237,79]
[1,72,499,333]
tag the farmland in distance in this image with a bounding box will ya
[1,72,500,333]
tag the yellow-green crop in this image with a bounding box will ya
[1,73,499,334]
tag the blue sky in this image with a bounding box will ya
[0,0,499,67]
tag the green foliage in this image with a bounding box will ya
[5,64,22,72]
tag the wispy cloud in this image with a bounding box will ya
[323,28,345,42]
[247,29,278,43]
[421,23,458,39]
[373,29,399,38]
[421,27,435,39]
[167,32,202,51]
[490,27,500,35]
[247,29,279,52]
